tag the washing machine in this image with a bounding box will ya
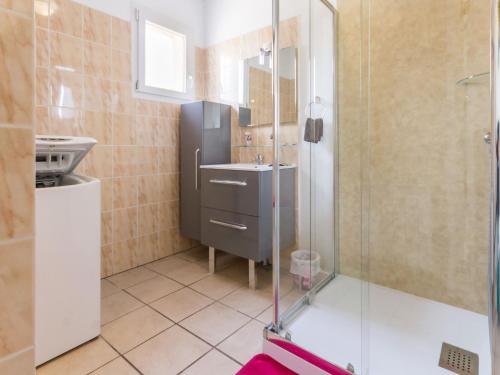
[35,135,101,366]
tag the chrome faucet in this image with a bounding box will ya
[256,154,264,165]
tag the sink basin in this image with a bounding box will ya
[200,163,296,171]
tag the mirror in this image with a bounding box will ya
[238,47,297,127]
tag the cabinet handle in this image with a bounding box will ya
[209,179,247,186]
[195,148,200,191]
[209,219,248,231]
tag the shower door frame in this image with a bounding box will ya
[269,0,339,334]
[491,1,500,374]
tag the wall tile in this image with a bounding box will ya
[138,204,159,237]
[138,174,160,205]
[50,0,82,37]
[0,128,33,241]
[84,41,111,78]
[137,233,158,265]
[35,106,50,134]
[0,0,33,15]
[102,211,112,246]
[0,12,33,125]
[101,244,113,277]
[113,146,137,177]
[113,207,137,242]
[111,17,131,52]
[113,238,137,273]
[111,49,131,82]
[113,177,138,209]
[0,240,33,357]
[35,68,49,106]
[83,7,111,45]
[111,81,134,115]
[100,177,113,212]
[137,146,158,175]
[50,70,83,108]
[113,114,135,145]
[80,145,112,179]
[35,0,49,27]
[81,111,112,144]
[50,31,83,72]
[36,27,49,67]
[83,76,111,112]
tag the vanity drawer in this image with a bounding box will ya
[201,169,261,216]
[201,207,270,261]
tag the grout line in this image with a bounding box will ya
[0,123,33,130]
[0,346,34,366]
[0,235,34,247]
[0,5,32,19]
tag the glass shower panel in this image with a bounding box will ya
[274,0,366,373]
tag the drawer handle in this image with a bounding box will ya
[209,219,248,231]
[209,179,247,186]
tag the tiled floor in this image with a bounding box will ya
[36,247,294,375]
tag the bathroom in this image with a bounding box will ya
[0,0,498,374]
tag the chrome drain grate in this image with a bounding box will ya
[439,343,478,375]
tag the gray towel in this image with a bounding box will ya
[304,118,323,143]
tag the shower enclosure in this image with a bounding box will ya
[266,0,494,374]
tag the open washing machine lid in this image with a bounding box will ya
[36,135,97,187]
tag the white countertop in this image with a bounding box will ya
[200,163,296,172]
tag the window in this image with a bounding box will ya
[135,8,187,97]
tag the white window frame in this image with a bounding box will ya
[134,7,191,100]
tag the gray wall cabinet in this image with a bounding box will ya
[180,101,231,240]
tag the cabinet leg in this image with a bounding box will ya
[209,246,215,274]
[249,259,257,289]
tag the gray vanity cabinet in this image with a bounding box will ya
[180,102,231,241]
[200,168,296,262]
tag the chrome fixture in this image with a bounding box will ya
[256,154,264,165]
[491,0,499,373]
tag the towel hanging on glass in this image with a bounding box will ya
[304,97,325,143]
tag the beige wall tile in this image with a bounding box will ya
[138,204,159,237]
[101,212,112,246]
[0,128,33,241]
[35,68,49,106]
[112,114,135,145]
[100,177,113,211]
[0,0,33,15]
[0,12,33,125]
[80,145,112,179]
[136,116,157,146]
[138,174,160,205]
[111,81,134,115]
[113,239,138,274]
[50,31,83,72]
[50,0,82,37]
[35,106,50,134]
[0,240,33,357]
[111,17,130,52]
[84,41,111,78]
[111,49,131,82]
[113,146,137,177]
[49,106,80,135]
[83,76,112,112]
[137,146,158,175]
[113,176,138,209]
[35,0,49,28]
[137,233,159,265]
[36,27,49,67]
[50,70,83,108]
[101,244,113,278]
[113,207,138,242]
[83,7,111,45]
[82,111,112,144]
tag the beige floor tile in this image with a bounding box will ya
[102,306,173,353]
[256,289,304,324]
[150,288,212,322]
[220,287,273,317]
[126,275,183,303]
[190,273,245,300]
[101,279,121,299]
[90,357,138,374]
[101,291,144,325]
[145,256,192,276]
[37,337,118,375]
[165,262,211,285]
[182,350,241,375]
[107,267,157,289]
[180,302,250,345]
[176,246,208,263]
[217,320,265,364]
[125,326,210,375]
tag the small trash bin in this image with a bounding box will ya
[290,250,321,290]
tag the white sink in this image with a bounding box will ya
[200,163,296,171]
